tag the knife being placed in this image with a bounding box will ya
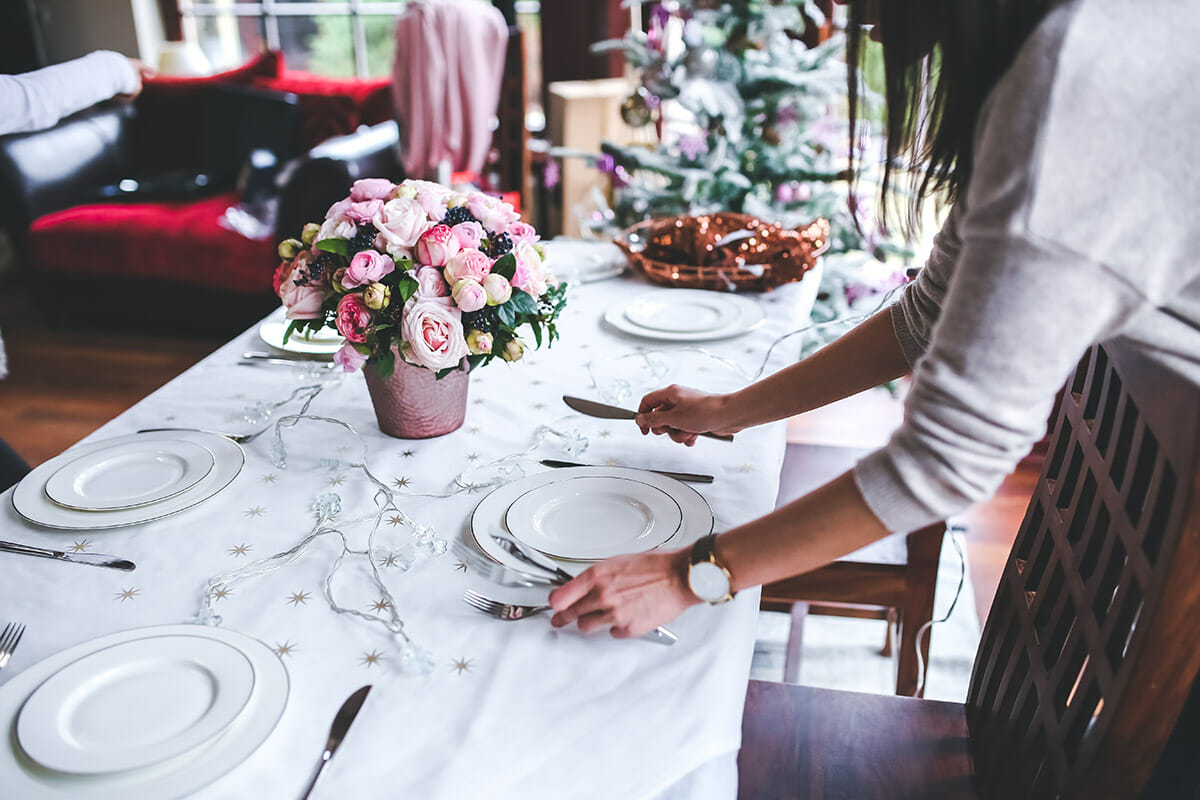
[299,684,373,800]
[0,540,135,571]
[562,395,734,442]
[540,458,714,484]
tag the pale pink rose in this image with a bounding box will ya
[506,221,539,245]
[444,249,492,284]
[333,342,369,372]
[345,199,384,225]
[482,272,512,305]
[500,338,526,363]
[467,192,520,233]
[401,298,469,371]
[511,240,548,297]
[281,280,326,320]
[451,278,487,313]
[415,224,461,267]
[325,197,353,219]
[350,178,396,202]
[415,188,447,222]
[336,293,373,343]
[414,267,451,301]
[451,221,485,250]
[374,197,433,252]
[466,329,493,355]
[343,250,395,288]
[400,179,453,203]
[318,216,356,242]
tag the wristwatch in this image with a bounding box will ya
[687,534,735,605]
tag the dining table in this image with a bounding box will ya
[0,256,822,800]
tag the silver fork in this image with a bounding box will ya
[135,426,257,444]
[0,622,25,672]
[463,590,550,620]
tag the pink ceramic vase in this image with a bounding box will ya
[363,355,470,438]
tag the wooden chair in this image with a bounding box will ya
[738,340,1200,798]
[762,442,946,696]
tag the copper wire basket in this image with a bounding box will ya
[614,213,830,293]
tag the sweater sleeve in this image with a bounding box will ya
[889,202,964,367]
[0,51,138,136]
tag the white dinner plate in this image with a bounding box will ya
[470,466,714,574]
[0,624,288,800]
[603,290,765,342]
[42,439,215,512]
[12,431,244,530]
[17,635,255,775]
[503,475,684,561]
[258,318,344,356]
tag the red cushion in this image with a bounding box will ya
[253,71,393,149]
[30,195,275,295]
[143,51,282,91]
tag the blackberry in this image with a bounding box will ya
[484,232,513,258]
[442,206,477,227]
[350,226,378,253]
[462,307,500,335]
[313,251,340,280]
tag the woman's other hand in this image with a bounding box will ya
[635,385,739,446]
[548,549,699,638]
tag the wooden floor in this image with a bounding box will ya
[0,277,1031,623]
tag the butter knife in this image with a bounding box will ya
[562,396,734,442]
[540,459,714,484]
[299,684,372,800]
[0,540,135,571]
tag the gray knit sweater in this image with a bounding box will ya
[853,0,1200,533]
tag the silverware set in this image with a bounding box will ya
[463,591,550,620]
[0,540,135,571]
[0,622,25,672]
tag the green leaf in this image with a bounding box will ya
[395,274,419,304]
[282,320,300,344]
[315,238,350,257]
[466,353,490,371]
[506,289,537,315]
[530,321,543,348]
[372,347,396,379]
[492,253,517,280]
[496,302,517,327]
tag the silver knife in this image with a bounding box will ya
[490,533,677,646]
[540,459,714,484]
[239,357,336,369]
[299,684,372,800]
[562,395,734,442]
[0,540,135,571]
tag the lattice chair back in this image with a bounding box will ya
[966,341,1200,798]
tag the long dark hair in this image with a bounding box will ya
[846,0,1056,236]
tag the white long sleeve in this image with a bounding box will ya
[0,50,139,136]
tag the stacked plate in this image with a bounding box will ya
[604,289,765,342]
[258,317,344,356]
[12,431,245,530]
[0,624,288,799]
[471,466,714,571]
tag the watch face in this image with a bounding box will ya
[689,560,731,604]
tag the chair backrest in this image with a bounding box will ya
[966,341,1200,798]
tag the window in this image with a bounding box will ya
[178,0,408,78]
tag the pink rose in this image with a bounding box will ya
[416,188,447,222]
[343,250,395,288]
[273,260,294,296]
[451,278,487,313]
[281,280,325,320]
[414,266,451,302]
[510,240,548,297]
[333,343,369,372]
[467,192,520,233]
[506,221,539,245]
[336,293,373,343]
[374,197,433,253]
[345,199,384,225]
[401,298,469,371]
[350,178,396,202]
[415,224,461,267]
[318,216,356,242]
[444,249,492,284]
[451,221,485,250]
[325,197,353,219]
[482,272,512,305]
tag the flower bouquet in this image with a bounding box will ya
[274,178,566,379]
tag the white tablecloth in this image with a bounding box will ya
[0,273,816,799]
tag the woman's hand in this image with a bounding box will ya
[636,385,739,446]
[549,549,700,638]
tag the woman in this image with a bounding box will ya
[549,0,1199,637]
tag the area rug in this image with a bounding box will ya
[749,532,981,702]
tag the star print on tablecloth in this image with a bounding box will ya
[212,587,233,601]
[164,414,177,422]
[274,641,297,657]
[70,539,92,553]
[288,591,311,606]
[228,544,252,557]
[114,587,140,602]
[392,477,410,489]
[370,598,391,613]
[473,398,485,406]
[530,379,544,387]
[603,457,620,466]
[533,402,546,411]
[402,449,415,458]
[599,430,612,438]
[361,650,383,667]
[736,464,755,473]
[243,506,266,518]
[452,657,473,675]
[377,553,403,568]
[328,476,345,486]
[469,425,480,434]
[386,514,405,527]
[454,562,468,573]
[465,453,480,462]
[261,474,278,484]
